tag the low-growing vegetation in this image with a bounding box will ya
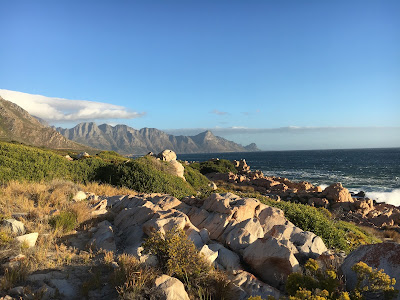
[283,258,398,300]
[189,159,238,175]
[143,226,234,299]
[0,141,208,198]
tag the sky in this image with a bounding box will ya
[1,0,399,150]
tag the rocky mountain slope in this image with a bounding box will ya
[57,122,260,155]
[0,97,93,151]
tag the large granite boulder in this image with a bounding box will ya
[157,150,177,162]
[321,183,354,203]
[154,275,190,300]
[243,236,301,288]
[341,243,400,299]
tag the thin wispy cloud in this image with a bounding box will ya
[242,109,261,116]
[0,89,144,122]
[211,109,228,116]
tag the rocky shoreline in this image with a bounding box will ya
[206,159,400,232]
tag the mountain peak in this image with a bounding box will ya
[0,97,92,151]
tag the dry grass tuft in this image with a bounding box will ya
[80,182,138,197]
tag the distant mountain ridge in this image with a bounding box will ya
[57,122,260,155]
[0,96,93,151]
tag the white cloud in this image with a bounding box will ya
[211,109,228,116]
[0,89,144,122]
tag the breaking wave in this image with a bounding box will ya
[366,189,400,206]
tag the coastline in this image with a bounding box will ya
[178,148,400,206]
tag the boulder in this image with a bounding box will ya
[266,224,327,262]
[321,183,353,203]
[72,191,87,202]
[154,275,190,300]
[208,243,242,272]
[224,218,264,252]
[308,197,329,208]
[341,243,400,297]
[231,271,281,299]
[15,232,38,248]
[77,152,90,159]
[2,219,25,235]
[87,220,116,252]
[170,160,185,180]
[142,210,191,236]
[91,199,108,216]
[243,236,300,288]
[157,150,177,162]
[199,244,219,265]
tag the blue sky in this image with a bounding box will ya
[1,0,399,150]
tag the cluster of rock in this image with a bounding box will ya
[208,159,400,231]
[1,219,39,253]
[86,192,330,298]
[2,188,400,299]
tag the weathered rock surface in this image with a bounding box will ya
[243,236,301,288]
[87,220,117,252]
[154,275,190,300]
[110,192,327,293]
[2,219,25,235]
[341,243,400,299]
[72,191,87,202]
[15,232,38,248]
[157,149,177,162]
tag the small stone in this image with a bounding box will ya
[72,191,87,202]
[15,232,39,248]
[2,218,25,235]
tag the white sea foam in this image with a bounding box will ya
[366,189,400,206]
[319,184,329,190]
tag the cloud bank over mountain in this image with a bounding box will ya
[0,89,144,122]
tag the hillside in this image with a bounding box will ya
[57,122,260,155]
[0,96,93,151]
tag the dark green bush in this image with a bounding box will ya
[0,142,200,198]
[184,164,210,190]
[190,159,237,175]
[112,156,196,198]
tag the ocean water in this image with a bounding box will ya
[177,148,400,206]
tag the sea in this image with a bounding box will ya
[177,148,400,206]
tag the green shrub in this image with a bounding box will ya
[184,164,211,190]
[351,261,398,300]
[143,226,210,280]
[0,142,200,198]
[49,211,78,232]
[113,156,196,198]
[143,226,233,299]
[286,259,349,300]
[190,159,237,175]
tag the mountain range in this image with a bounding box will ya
[0,96,92,151]
[57,122,260,155]
[0,95,259,155]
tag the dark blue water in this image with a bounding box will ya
[178,148,400,205]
